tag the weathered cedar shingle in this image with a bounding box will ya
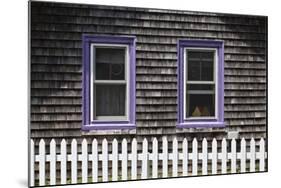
[30,1,267,140]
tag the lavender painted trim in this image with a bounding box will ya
[82,34,136,130]
[177,39,225,128]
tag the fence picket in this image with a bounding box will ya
[141,138,148,179]
[112,139,118,181]
[162,137,168,178]
[240,138,246,173]
[50,139,56,185]
[121,139,128,180]
[131,138,138,180]
[250,138,256,172]
[71,139,77,184]
[92,139,98,182]
[211,138,217,174]
[29,140,34,187]
[172,138,178,177]
[259,138,265,171]
[39,139,46,186]
[81,139,88,183]
[60,139,67,184]
[202,138,208,175]
[102,139,108,182]
[192,138,198,176]
[182,138,188,176]
[231,138,237,173]
[152,138,158,178]
[221,138,227,174]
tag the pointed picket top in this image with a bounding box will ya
[102,138,107,146]
[153,137,158,146]
[143,138,148,148]
[50,139,56,147]
[39,139,45,149]
[61,138,66,145]
[82,138,87,146]
[71,138,77,146]
[113,138,118,146]
[202,138,207,148]
[122,138,127,148]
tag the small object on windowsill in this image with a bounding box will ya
[191,106,210,117]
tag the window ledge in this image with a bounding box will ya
[177,121,225,128]
[81,128,136,136]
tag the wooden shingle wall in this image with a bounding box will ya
[30,2,267,141]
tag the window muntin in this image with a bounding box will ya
[90,44,129,121]
[184,48,217,120]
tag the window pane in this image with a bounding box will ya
[187,50,214,81]
[95,48,125,80]
[186,91,215,118]
[95,84,126,116]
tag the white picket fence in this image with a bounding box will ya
[29,137,267,186]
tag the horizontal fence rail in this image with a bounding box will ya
[29,137,267,187]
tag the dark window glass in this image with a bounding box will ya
[95,84,126,116]
[187,50,214,81]
[186,93,215,117]
[95,48,125,80]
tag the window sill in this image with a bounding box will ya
[177,121,225,128]
[81,127,136,136]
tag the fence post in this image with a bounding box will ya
[250,138,256,172]
[102,139,108,182]
[259,138,265,171]
[112,139,118,181]
[182,138,188,176]
[29,139,34,187]
[71,139,77,184]
[39,139,46,186]
[192,138,198,176]
[141,138,148,179]
[50,139,56,185]
[202,138,208,175]
[92,139,98,182]
[162,137,168,178]
[121,139,128,180]
[152,138,158,178]
[231,138,237,173]
[240,138,246,173]
[211,138,217,174]
[221,138,227,174]
[131,138,138,180]
[60,139,67,184]
[81,139,88,183]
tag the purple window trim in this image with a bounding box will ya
[177,39,225,128]
[82,34,136,130]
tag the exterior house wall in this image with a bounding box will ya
[30,2,267,142]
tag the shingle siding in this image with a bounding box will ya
[30,2,267,140]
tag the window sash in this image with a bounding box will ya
[183,47,218,120]
[90,44,129,121]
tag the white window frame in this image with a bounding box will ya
[183,47,218,120]
[90,43,130,121]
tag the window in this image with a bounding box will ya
[82,35,136,130]
[177,40,224,128]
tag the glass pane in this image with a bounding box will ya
[95,84,126,116]
[187,50,214,81]
[186,93,215,117]
[95,47,125,80]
